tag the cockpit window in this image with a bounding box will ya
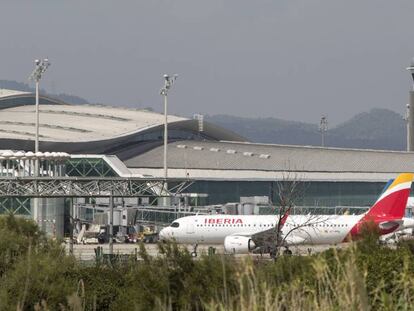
[171,222,180,228]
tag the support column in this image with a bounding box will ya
[69,198,74,255]
[409,91,414,151]
[109,194,114,255]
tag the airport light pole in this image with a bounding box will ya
[160,74,177,192]
[405,104,410,152]
[29,58,50,155]
[29,58,50,225]
[319,115,328,147]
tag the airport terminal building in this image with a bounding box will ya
[1,88,414,235]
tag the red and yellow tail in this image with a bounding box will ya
[345,173,413,240]
[366,173,413,219]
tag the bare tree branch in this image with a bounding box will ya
[269,171,331,259]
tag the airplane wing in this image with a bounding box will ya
[248,228,308,247]
[283,235,307,245]
[250,227,280,248]
[250,207,292,248]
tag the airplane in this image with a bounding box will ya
[159,173,414,257]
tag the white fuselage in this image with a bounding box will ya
[160,214,367,246]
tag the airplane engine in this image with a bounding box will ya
[224,236,256,254]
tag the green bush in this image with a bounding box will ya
[0,241,78,310]
[76,266,127,310]
[111,242,239,310]
[0,215,46,277]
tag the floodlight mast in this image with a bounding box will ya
[160,74,177,192]
[319,115,328,147]
[29,58,50,154]
[29,58,50,225]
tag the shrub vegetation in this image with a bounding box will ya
[1,215,414,310]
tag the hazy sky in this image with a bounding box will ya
[1,0,414,125]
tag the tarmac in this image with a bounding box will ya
[66,243,339,261]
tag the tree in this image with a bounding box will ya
[268,172,327,259]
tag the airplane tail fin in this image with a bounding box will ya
[366,173,413,219]
[380,178,394,195]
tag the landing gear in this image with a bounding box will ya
[283,247,293,256]
[191,244,198,257]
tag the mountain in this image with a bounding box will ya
[0,80,32,92]
[0,80,90,105]
[1,79,406,150]
[206,115,321,145]
[329,109,405,150]
[206,108,406,151]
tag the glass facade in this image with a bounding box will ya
[0,198,31,215]
[187,180,386,208]
[66,158,116,177]
[135,208,196,225]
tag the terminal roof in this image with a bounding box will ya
[0,92,185,142]
[125,140,414,174]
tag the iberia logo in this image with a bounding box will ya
[204,218,243,224]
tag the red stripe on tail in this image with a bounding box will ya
[365,188,410,219]
[343,187,411,241]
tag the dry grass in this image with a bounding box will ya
[204,245,414,311]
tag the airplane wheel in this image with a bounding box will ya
[283,249,292,256]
